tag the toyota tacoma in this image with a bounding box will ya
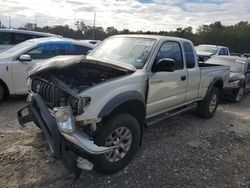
[17,35,230,175]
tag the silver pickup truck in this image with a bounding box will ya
[18,35,230,175]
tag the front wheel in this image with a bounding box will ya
[0,84,5,103]
[92,113,140,174]
[197,87,220,119]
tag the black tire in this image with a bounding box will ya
[0,84,5,102]
[233,86,244,103]
[92,113,140,174]
[197,87,220,119]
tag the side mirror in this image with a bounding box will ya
[153,58,176,72]
[19,54,31,62]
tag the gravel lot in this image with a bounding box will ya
[0,94,250,188]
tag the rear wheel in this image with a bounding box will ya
[197,87,220,119]
[233,87,244,103]
[92,113,140,174]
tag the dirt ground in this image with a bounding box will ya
[0,94,250,188]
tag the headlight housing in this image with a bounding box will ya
[68,96,91,115]
[53,106,75,134]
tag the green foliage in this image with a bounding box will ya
[18,20,250,53]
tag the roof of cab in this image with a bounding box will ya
[110,34,193,43]
[0,28,60,37]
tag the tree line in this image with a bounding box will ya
[10,21,250,53]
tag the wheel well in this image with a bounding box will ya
[214,80,223,90]
[104,100,146,126]
[0,79,9,97]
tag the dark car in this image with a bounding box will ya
[206,56,250,102]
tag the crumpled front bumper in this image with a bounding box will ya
[17,94,114,174]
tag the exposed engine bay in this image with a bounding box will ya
[37,62,130,93]
[30,60,134,115]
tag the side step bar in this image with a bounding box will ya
[146,103,197,127]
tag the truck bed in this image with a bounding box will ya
[197,63,230,99]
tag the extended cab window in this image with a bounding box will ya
[224,48,229,55]
[247,62,250,71]
[183,42,196,68]
[155,41,183,70]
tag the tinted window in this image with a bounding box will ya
[247,62,250,70]
[26,43,92,59]
[224,48,229,55]
[183,42,195,68]
[218,49,224,55]
[0,32,11,44]
[155,41,183,70]
[26,45,51,59]
[12,33,32,44]
[26,43,65,59]
[74,45,91,55]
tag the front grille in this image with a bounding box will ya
[31,79,57,103]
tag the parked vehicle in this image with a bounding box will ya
[196,44,230,62]
[17,35,230,175]
[230,53,242,57]
[0,29,60,51]
[80,40,101,46]
[0,37,94,102]
[243,53,250,58]
[206,56,250,102]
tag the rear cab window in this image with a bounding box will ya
[183,41,196,68]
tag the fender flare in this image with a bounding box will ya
[0,79,10,96]
[98,90,146,118]
[205,76,223,98]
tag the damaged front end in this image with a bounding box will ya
[17,55,135,175]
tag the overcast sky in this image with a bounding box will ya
[0,0,250,31]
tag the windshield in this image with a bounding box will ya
[196,45,218,54]
[207,57,245,73]
[88,37,156,69]
[0,40,33,58]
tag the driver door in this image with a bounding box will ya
[147,41,188,117]
[12,45,50,94]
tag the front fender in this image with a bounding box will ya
[98,90,145,117]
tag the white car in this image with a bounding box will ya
[196,44,230,62]
[0,37,94,102]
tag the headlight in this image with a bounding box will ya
[227,80,240,88]
[68,96,91,115]
[53,106,75,134]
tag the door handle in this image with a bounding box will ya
[181,76,186,81]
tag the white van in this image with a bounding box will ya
[0,29,60,51]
